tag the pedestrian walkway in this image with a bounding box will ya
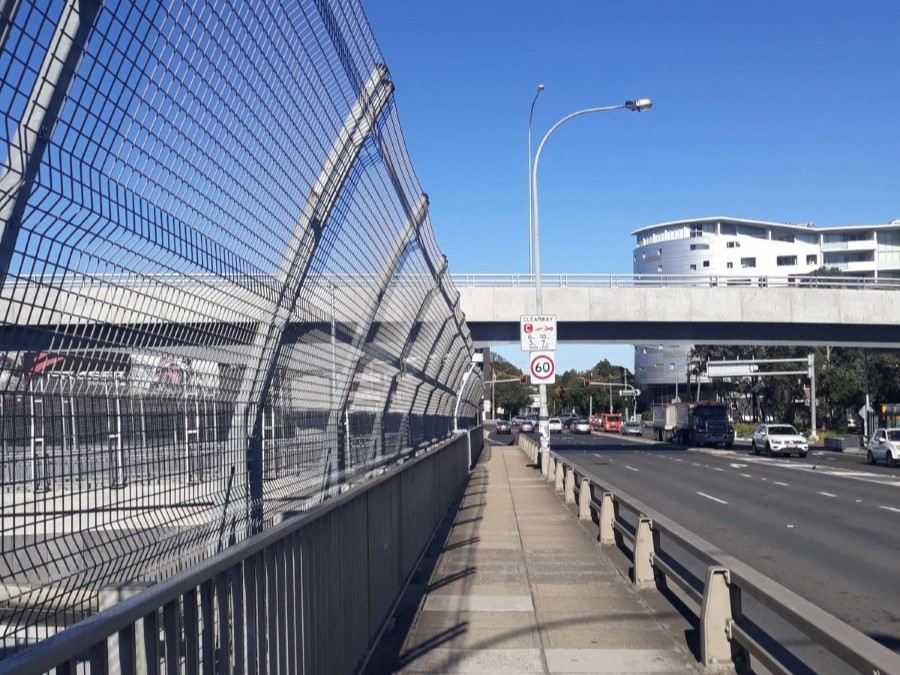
[388,440,700,674]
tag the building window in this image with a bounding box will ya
[690,224,703,237]
[737,225,766,239]
[806,254,817,265]
[726,262,734,269]
[703,260,710,268]
[777,255,797,266]
[689,264,697,271]
[657,265,663,273]
[773,233,795,243]
[741,257,756,268]
[690,243,709,251]
[726,241,739,248]
[641,251,646,259]
[720,223,737,236]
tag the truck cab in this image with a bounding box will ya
[689,403,734,447]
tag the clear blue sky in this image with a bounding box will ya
[364,0,900,373]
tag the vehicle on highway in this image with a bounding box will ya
[520,419,535,433]
[597,413,623,433]
[621,420,642,436]
[867,428,900,467]
[652,402,735,447]
[572,418,592,434]
[495,419,511,434]
[562,415,579,430]
[511,416,523,427]
[548,417,563,433]
[752,424,809,458]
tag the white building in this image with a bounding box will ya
[632,216,900,399]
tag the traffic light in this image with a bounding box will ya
[519,374,527,383]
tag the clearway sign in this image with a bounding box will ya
[520,315,557,351]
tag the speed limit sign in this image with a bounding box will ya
[529,351,556,384]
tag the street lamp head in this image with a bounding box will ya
[537,83,545,92]
[625,98,652,112]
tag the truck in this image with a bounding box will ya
[652,402,734,447]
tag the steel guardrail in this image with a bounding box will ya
[450,272,900,290]
[515,434,900,674]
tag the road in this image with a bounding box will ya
[537,430,900,655]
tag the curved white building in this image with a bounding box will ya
[632,216,900,399]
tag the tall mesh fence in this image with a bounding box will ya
[0,0,482,650]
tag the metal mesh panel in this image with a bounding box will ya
[0,0,481,650]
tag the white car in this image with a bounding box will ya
[621,421,642,436]
[868,428,900,467]
[751,424,809,458]
[548,417,563,434]
[520,419,535,433]
[573,419,592,435]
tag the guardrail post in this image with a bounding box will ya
[547,456,556,482]
[599,492,617,544]
[633,517,657,588]
[578,479,592,519]
[701,567,740,667]
[540,450,549,476]
[564,467,575,504]
[554,461,564,492]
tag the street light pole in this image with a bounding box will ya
[531,99,651,458]
[528,84,545,275]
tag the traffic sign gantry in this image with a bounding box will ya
[529,351,556,385]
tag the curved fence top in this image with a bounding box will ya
[0,0,481,649]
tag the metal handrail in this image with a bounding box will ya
[449,272,900,290]
[521,438,900,674]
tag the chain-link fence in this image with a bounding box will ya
[0,0,482,653]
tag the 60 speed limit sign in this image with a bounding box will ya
[529,351,556,384]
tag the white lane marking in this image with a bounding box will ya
[696,491,728,505]
[774,481,790,487]
[740,473,752,478]
[856,499,862,503]
[593,453,603,459]
[625,465,639,472]
[729,463,747,469]
[691,462,701,467]
[879,505,900,513]
[819,491,838,498]
[786,524,795,529]
[761,477,767,481]
[714,468,724,472]
[675,458,683,462]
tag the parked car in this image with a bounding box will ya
[548,417,563,433]
[520,419,535,433]
[572,418,592,434]
[495,419,511,434]
[751,424,808,457]
[621,420,642,436]
[868,428,900,467]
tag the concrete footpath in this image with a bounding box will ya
[387,441,700,674]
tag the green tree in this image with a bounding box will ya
[489,352,533,417]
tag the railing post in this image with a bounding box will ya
[541,450,549,476]
[599,492,617,544]
[701,567,740,667]
[564,467,575,504]
[578,479,592,519]
[546,455,555,482]
[633,517,657,588]
[554,461,564,492]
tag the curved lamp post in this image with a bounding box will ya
[527,84,545,274]
[531,98,652,457]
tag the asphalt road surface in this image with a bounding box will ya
[539,430,900,657]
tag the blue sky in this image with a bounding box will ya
[364,1,900,373]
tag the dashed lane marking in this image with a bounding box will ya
[774,481,790,487]
[819,491,838,498]
[879,505,900,513]
[625,465,639,472]
[696,491,728,505]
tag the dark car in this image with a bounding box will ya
[495,420,511,434]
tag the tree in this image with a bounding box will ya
[489,352,533,416]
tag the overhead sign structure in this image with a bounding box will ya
[529,351,556,385]
[619,389,641,397]
[520,315,557,352]
[707,362,759,378]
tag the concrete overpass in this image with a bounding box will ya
[452,273,900,348]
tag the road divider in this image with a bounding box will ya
[516,433,900,675]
